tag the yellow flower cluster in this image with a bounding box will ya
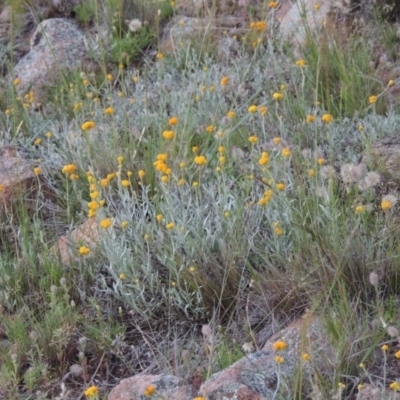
[163,130,175,140]
[143,384,156,396]
[250,21,267,31]
[194,155,207,165]
[81,121,96,131]
[258,189,273,206]
[258,152,269,165]
[84,386,98,398]
[153,154,171,181]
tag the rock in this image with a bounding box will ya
[0,145,37,216]
[280,0,330,45]
[358,383,400,400]
[0,5,11,23]
[50,218,99,264]
[13,18,97,105]
[366,137,400,182]
[160,16,216,54]
[106,314,334,400]
[279,0,352,51]
[107,374,196,400]
[199,314,331,399]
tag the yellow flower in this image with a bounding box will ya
[156,53,164,59]
[178,178,185,186]
[88,201,99,211]
[218,146,225,153]
[83,79,89,86]
[355,205,365,214]
[163,130,175,140]
[258,152,269,165]
[121,180,130,187]
[296,59,306,67]
[389,79,395,87]
[390,382,400,391]
[90,191,99,199]
[13,78,21,86]
[99,200,105,206]
[273,92,283,100]
[70,174,79,180]
[219,156,226,164]
[227,111,235,118]
[275,356,284,363]
[381,201,392,211]
[100,219,112,229]
[338,383,345,389]
[382,344,389,351]
[194,155,207,165]
[121,221,128,229]
[161,175,168,183]
[395,350,400,359]
[321,113,333,123]
[179,162,186,168]
[220,76,229,86]
[248,105,258,113]
[273,341,287,351]
[369,95,377,104]
[79,246,90,256]
[62,164,77,175]
[166,222,175,230]
[34,138,42,146]
[274,222,283,236]
[81,121,96,131]
[34,167,42,175]
[84,385,98,398]
[100,179,109,187]
[143,384,156,396]
[306,115,316,123]
[255,21,267,31]
[272,137,281,145]
[317,158,325,165]
[206,125,215,133]
[209,85,215,92]
[308,169,316,177]
[268,1,278,8]
[259,106,267,116]
[169,117,178,125]
[107,74,113,81]
[88,210,96,218]
[281,148,291,157]
[302,353,310,361]
[104,107,115,115]
[46,131,52,138]
[276,183,285,191]
[314,4,320,10]
[192,146,199,153]
[258,197,269,206]
[0,184,4,192]
[138,170,145,179]
[156,214,163,222]
[119,273,126,279]
[248,136,258,143]
[192,181,199,188]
